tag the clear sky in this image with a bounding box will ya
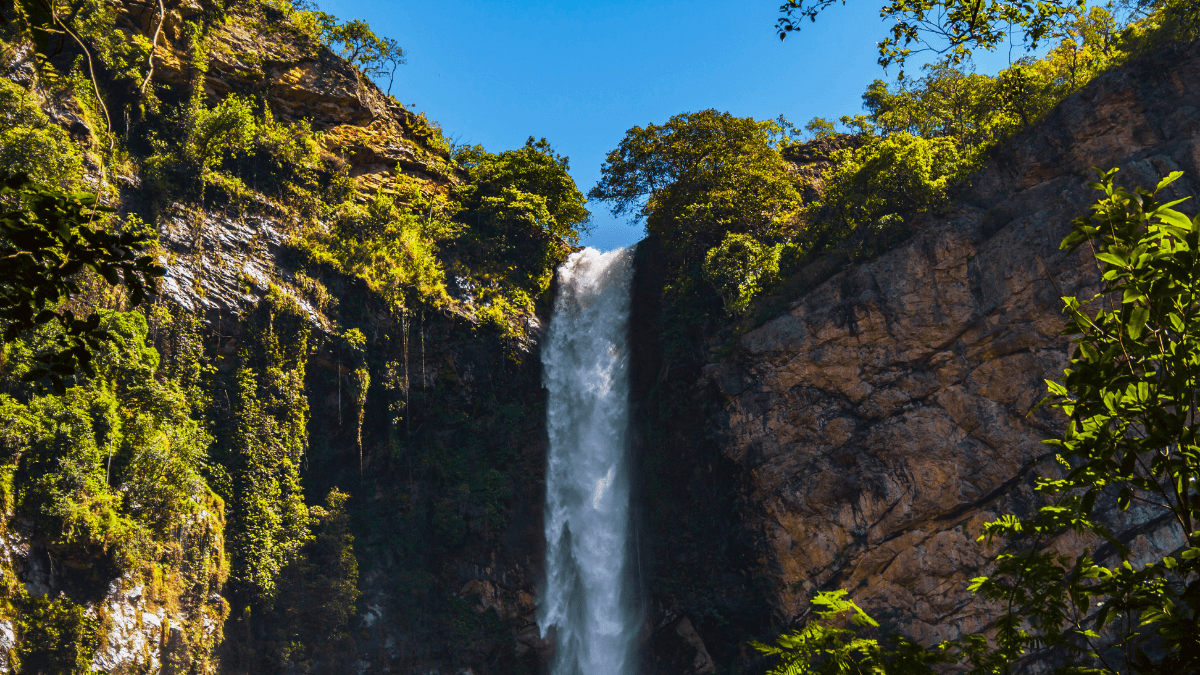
[312,0,1027,251]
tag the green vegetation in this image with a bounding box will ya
[592,110,798,263]
[0,174,164,392]
[1,0,1191,670]
[0,79,83,189]
[752,590,945,674]
[300,185,452,312]
[215,289,312,602]
[0,308,225,672]
[703,233,782,315]
[970,168,1200,671]
[592,4,1174,332]
[15,595,98,675]
[0,0,585,669]
[753,169,1200,674]
[451,137,590,326]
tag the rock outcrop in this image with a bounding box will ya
[704,41,1200,648]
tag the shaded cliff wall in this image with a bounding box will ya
[633,41,1200,673]
[629,237,773,675]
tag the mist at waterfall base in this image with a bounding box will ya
[539,247,638,675]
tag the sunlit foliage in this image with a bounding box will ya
[452,137,590,325]
[591,109,800,262]
[703,233,782,316]
[0,79,83,189]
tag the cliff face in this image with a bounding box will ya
[0,1,552,673]
[701,41,1200,654]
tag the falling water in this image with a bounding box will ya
[539,247,637,675]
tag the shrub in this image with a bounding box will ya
[703,233,781,316]
[301,189,451,312]
[0,80,83,189]
[809,132,980,250]
[188,94,258,172]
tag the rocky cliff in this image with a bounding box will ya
[0,0,553,672]
[688,40,1200,667]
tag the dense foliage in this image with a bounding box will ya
[775,0,1198,74]
[0,308,225,673]
[592,4,1175,333]
[0,79,83,188]
[0,174,164,392]
[451,137,591,324]
[592,110,799,261]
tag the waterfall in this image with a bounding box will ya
[539,247,637,675]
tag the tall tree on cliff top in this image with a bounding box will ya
[590,110,800,263]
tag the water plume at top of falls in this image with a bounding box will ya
[539,247,638,675]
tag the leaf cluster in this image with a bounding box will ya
[0,78,83,189]
[809,132,980,249]
[967,168,1200,673]
[752,590,950,675]
[0,173,164,393]
[703,232,783,316]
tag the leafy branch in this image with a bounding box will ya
[0,173,164,393]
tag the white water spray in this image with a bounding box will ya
[539,247,637,675]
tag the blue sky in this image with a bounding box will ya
[313,0,1029,250]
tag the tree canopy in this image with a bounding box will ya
[590,109,800,261]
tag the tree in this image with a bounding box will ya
[454,137,591,299]
[0,173,164,393]
[966,167,1200,672]
[325,18,405,92]
[590,109,800,261]
[861,65,1008,146]
[287,2,406,94]
[269,488,361,672]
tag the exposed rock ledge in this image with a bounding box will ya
[705,41,1200,648]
